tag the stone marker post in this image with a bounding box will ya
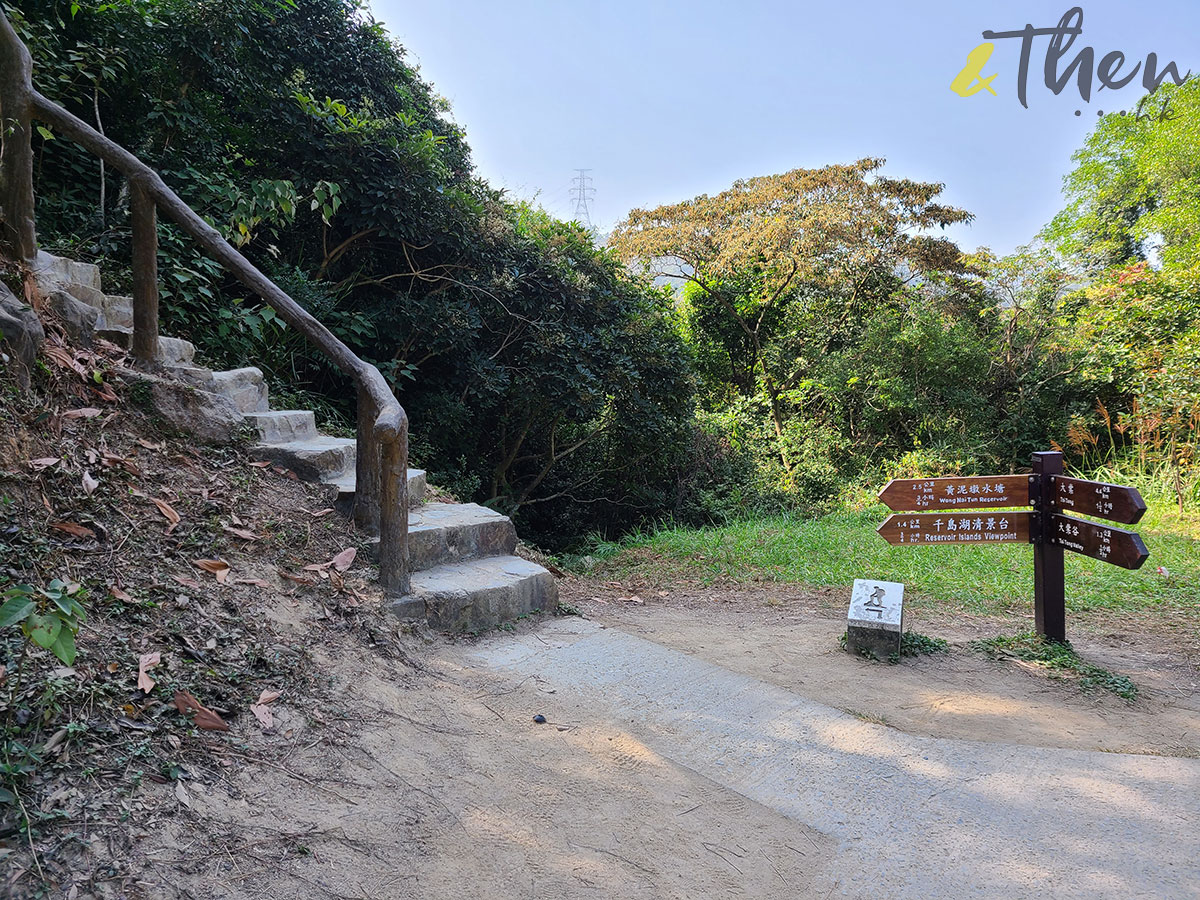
[846,579,904,658]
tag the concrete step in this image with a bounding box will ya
[409,502,516,570]
[164,364,216,387]
[244,409,317,444]
[210,367,268,413]
[97,326,195,365]
[158,336,195,366]
[252,435,355,481]
[33,251,104,304]
[98,294,133,329]
[388,554,558,632]
[365,502,515,571]
[328,467,427,506]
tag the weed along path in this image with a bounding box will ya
[464,618,1200,899]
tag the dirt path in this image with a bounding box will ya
[108,582,1198,900]
[126,597,838,899]
[568,585,1200,756]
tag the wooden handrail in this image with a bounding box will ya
[0,11,36,262]
[0,11,410,597]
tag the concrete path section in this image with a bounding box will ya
[467,619,1200,899]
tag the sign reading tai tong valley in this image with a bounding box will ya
[876,451,1149,641]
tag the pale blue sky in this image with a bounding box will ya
[371,1,1198,253]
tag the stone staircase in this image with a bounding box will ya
[32,252,558,632]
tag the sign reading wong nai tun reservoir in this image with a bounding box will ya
[877,475,1031,510]
[875,451,1150,641]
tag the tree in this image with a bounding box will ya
[609,159,972,479]
[1046,79,1200,272]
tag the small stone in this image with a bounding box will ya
[0,283,44,390]
[45,290,98,347]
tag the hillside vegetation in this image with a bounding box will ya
[8,0,1200,546]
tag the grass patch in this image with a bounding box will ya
[837,629,950,663]
[971,632,1139,701]
[841,708,890,727]
[590,502,1199,618]
[900,631,950,656]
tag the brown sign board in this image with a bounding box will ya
[877,475,1032,511]
[877,512,1033,546]
[1048,476,1147,525]
[1047,514,1150,570]
[874,451,1151,643]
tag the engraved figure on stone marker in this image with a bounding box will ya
[864,586,886,618]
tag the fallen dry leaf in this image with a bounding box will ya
[30,457,61,472]
[63,407,102,419]
[193,559,230,583]
[108,585,132,602]
[247,460,273,468]
[278,569,317,586]
[171,575,202,590]
[102,453,141,476]
[153,497,181,532]
[306,507,335,518]
[173,690,229,732]
[50,520,96,539]
[233,577,272,589]
[250,704,273,728]
[174,780,192,808]
[136,438,165,451]
[619,595,645,605]
[82,471,99,496]
[137,652,161,694]
[256,689,281,705]
[221,524,260,541]
[331,547,356,572]
[106,662,119,674]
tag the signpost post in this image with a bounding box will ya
[876,450,1149,641]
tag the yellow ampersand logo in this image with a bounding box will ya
[951,42,998,97]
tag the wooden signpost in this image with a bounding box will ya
[876,451,1149,641]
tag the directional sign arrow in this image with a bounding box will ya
[1047,514,1150,570]
[1048,476,1147,525]
[877,475,1032,511]
[877,511,1033,546]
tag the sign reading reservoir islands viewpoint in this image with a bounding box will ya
[873,451,1150,642]
[877,512,1032,545]
[877,475,1032,510]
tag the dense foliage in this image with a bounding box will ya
[1044,79,1200,498]
[611,164,1097,505]
[6,0,1198,548]
[8,0,697,547]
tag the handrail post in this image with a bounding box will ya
[378,425,410,598]
[358,388,410,597]
[0,12,37,263]
[355,386,382,534]
[130,179,159,364]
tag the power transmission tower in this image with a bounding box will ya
[570,168,595,229]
